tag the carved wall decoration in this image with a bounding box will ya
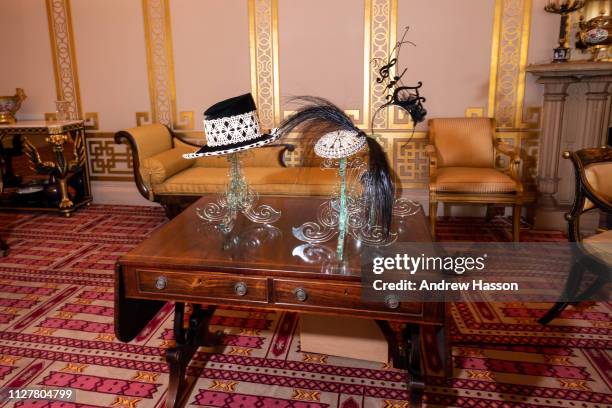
[45,0,82,120]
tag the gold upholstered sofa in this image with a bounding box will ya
[115,124,338,218]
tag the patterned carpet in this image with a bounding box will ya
[0,206,610,408]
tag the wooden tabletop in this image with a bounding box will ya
[119,195,431,281]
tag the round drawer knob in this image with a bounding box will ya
[155,276,167,290]
[294,287,308,302]
[384,294,400,310]
[234,282,248,297]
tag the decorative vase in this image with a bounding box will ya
[0,88,26,124]
[577,0,612,61]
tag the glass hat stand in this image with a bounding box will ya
[196,152,281,233]
[292,156,419,260]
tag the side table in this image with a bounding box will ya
[0,120,92,216]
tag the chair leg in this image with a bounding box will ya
[538,261,584,324]
[485,204,496,221]
[429,201,437,240]
[512,204,521,242]
[538,302,571,325]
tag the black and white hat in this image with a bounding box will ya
[183,93,281,158]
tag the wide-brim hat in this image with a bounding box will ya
[183,93,281,158]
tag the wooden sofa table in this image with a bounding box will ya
[115,196,449,408]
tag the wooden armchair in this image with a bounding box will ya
[538,146,611,324]
[426,118,523,241]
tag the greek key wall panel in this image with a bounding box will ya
[71,0,150,131]
[86,133,134,181]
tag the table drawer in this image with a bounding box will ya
[136,269,268,303]
[273,279,422,316]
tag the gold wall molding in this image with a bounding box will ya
[46,0,82,120]
[84,112,99,130]
[136,112,152,127]
[174,111,195,131]
[466,107,485,118]
[488,0,533,129]
[142,0,174,127]
[249,0,281,129]
[141,0,194,130]
[367,0,396,130]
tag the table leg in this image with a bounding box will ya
[166,303,223,408]
[377,321,425,406]
[405,324,424,406]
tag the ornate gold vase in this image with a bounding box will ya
[577,0,612,61]
[0,88,26,124]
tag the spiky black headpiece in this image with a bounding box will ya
[371,26,427,128]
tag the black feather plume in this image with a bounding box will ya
[274,96,359,137]
[275,96,395,237]
[362,137,394,236]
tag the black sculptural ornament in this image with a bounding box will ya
[371,26,427,128]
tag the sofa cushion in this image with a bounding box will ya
[153,166,339,196]
[432,167,517,193]
[141,147,194,185]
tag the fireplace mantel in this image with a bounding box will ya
[526,61,612,77]
[526,61,612,230]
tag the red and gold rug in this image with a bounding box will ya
[0,206,610,407]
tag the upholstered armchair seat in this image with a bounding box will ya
[426,118,523,241]
[583,230,612,265]
[431,167,518,194]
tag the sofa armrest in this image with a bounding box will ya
[142,148,193,185]
[114,130,153,200]
[265,143,295,167]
